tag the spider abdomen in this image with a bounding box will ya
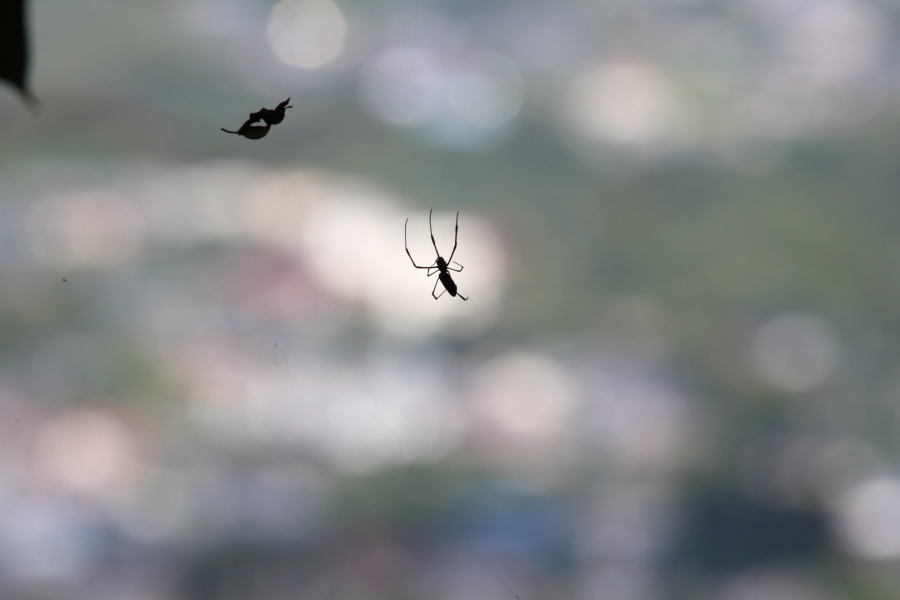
[439,272,458,296]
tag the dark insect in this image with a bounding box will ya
[252,97,292,125]
[221,120,271,139]
[405,210,467,301]
[221,98,293,139]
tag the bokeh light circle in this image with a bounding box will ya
[473,351,576,441]
[266,0,347,69]
[835,477,900,560]
[360,48,439,126]
[566,61,682,145]
[449,53,524,129]
[751,314,838,393]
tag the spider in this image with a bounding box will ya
[405,210,467,301]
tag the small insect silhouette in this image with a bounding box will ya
[221,98,292,139]
[221,120,271,139]
[405,210,467,300]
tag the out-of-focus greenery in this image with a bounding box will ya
[3,1,900,599]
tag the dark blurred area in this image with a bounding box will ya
[2,0,900,599]
[0,0,33,104]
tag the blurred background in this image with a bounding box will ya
[2,0,900,598]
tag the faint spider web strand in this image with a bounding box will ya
[458,282,489,329]
[354,372,408,466]
[469,544,521,600]
[289,0,333,18]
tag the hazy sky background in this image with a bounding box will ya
[3,1,900,599]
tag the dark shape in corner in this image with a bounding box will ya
[0,0,38,106]
[221,98,292,140]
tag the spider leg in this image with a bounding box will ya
[432,278,446,299]
[447,211,460,264]
[457,292,468,301]
[448,262,463,272]
[405,219,434,269]
[429,209,442,258]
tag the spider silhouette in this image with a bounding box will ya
[221,98,292,139]
[405,210,467,300]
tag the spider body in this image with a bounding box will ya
[405,210,467,301]
[437,262,459,297]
